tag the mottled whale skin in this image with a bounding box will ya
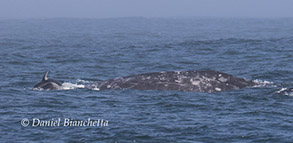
[33,71,62,90]
[90,70,256,93]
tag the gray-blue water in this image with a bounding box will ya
[0,18,293,142]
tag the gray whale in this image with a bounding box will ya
[33,71,62,90]
[89,70,256,93]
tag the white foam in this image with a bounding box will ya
[91,87,100,91]
[61,82,85,90]
[252,79,275,87]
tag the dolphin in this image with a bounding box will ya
[277,87,293,95]
[89,70,256,93]
[33,71,62,90]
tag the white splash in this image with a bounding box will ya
[32,87,44,91]
[91,87,100,91]
[61,82,85,90]
[252,79,275,87]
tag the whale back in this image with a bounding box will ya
[91,70,256,92]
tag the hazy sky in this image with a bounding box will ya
[1,0,293,19]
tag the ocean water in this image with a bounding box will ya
[0,18,293,142]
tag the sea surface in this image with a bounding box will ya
[0,17,293,142]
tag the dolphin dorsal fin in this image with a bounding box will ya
[42,71,49,81]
